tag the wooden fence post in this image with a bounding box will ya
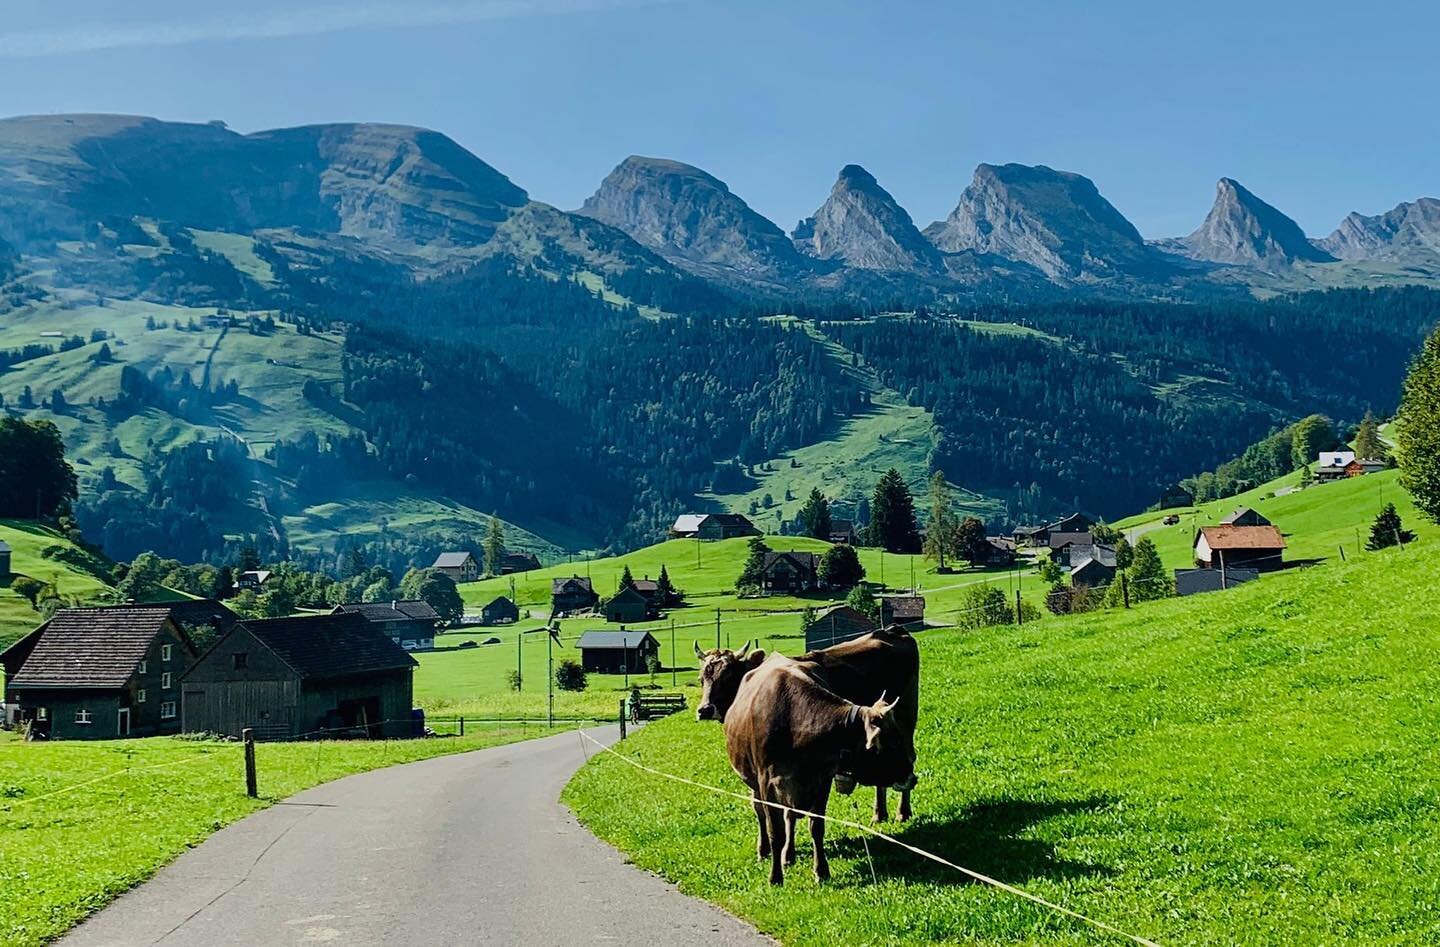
[1121,573,1130,609]
[459,716,465,737]
[619,700,627,740]
[1015,589,1023,625]
[243,727,257,798]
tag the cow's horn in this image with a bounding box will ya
[737,640,753,659]
[876,690,888,705]
[693,640,705,658]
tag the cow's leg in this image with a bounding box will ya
[766,804,787,885]
[874,786,889,823]
[811,784,833,882]
[783,810,798,866]
[752,796,770,860]
[898,787,912,823]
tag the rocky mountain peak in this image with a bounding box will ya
[1176,177,1333,268]
[792,164,943,273]
[1317,197,1440,262]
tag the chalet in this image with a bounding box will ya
[1345,458,1386,478]
[879,595,926,630]
[600,586,657,624]
[1012,524,1047,547]
[331,600,441,651]
[480,595,520,625]
[760,551,821,593]
[576,629,660,674]
[1315,451,1355,482]
[551,576,599,616]
[235,569,272,592]
[0,539,10,581]
[1,606,197,740]
[697,513,761,541]
[670,514,707,538]
[1069,545,1118,588]
[1048,531,1094,557]
[432,552,480,583]
[828,520,858,544]
[500,551,542,574]
[976,537,1017,567]
[1174,567,1260,597]
[181,612,417,740]
[1049,513,1094,535]
[1220,507,1271,527]
[805,605,878,651]
[1015,513,1094,549]
[1194,525,1286,571]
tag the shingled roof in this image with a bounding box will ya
[432,552,475,569]
[576,630,658,650]
[236,613,417,680]
[5,606,182,689]
[1196,525,1287,550]
[332,600,441,624]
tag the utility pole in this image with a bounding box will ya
[516,631,522,691]
[671,617,677,687]
[715,608,721,650]
[547,624,555,728]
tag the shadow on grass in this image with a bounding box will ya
[824,796,1117,887]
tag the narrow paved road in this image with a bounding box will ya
[64,728,769,946]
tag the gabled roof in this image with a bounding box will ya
[632,579,660,594]
[552,575,595,594]
[1068,543,1117,568]
[879,595,925,620]
[606,586,649,604]
[576,630,658,650]
[482,595,517,610]
[333,600,441,624]
[0,539,10,553]
[1318,451,1356,469]
[1048,531,1093,550]
[6,606,183,689]
[1195,525,1287,550]
[829,519,855,534]
[1220,506,1271,526]
[432,552,475,569]
[671,514,706,533]
[702,513,755,527]
[239,569,272,584]
[236,613,417,679]
[761,551,821,572]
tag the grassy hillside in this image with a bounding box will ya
[566,537,1440,944]
[0,520,114,648]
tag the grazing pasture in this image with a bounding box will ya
[566,544,1440,944]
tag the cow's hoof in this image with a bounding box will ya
[768,873,784,886]
[815,866,831,883]
[834,775,857,795]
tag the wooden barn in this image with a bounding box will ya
[332,600,440,650]
[480,595,520,625]
[804,605,877,651]
[576,629,660,674]
[0,539,10,581]
[1194,525,1286,572]
[879,595,926,630]
[181,612,417,741]
[551,576,599,616]
[432,552,480,583]
[760,551,821,593]
[1,606,197,740]
[500,551,542,574]
[600,586,656,624]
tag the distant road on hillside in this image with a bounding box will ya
[63,729,769,946]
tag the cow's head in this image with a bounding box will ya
[859,695,918,792]
[694,640,765,722]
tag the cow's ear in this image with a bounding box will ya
[861,711,882,750]
[745,649,766,668]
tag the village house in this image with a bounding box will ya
[1174,567,1260,596]
[1069,545,1118,588]
[1014,512,1094,548]
[0,539,10,581]
[600,585,657,624]
[234,569,272,592]
[576,629,660,674]
[976,537,1018,567]
[500,551,542,574]
[1,606,198,740]
[1048,531,1095,558]
[805,605,878,650]
[1315,451,1356,482]
[1344,458,1387,478]
[1194,525,1287,572]
[879,595,926,630]
[331,600,441,651]
[479,595,519,625]
[182,612,417,740]
[760,551,821,594]
[671,513,761,541]
[432,551,480,583]
[828,520,858,544]
[1220,507,1271,527]
[551,575,599,616]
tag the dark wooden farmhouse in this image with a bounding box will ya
[576,629,660,674]
[1175,567,1260,596]
[181,612,417,740]
[1194,525,1286,571]
[879,595,926,630]
[0,539,10,581]
[760,551,821,593]
[1315,451,1355,483]
[1,606,197,740]
[600,585,657,624]
[500,551,542,574]
[669,514,707,538]
[551,576,599,616]
[332,600,441,651]
[671,513,761,541]
[976,537,1017,566]
[1221,507,1271,527]
[432,552,480,583]
[1048,531,1095,557]
[1069,545,1118,588]
[235,569,272,592]
[1014,512,1095,548]
[480,595,520,625]
[828,520,858,544]
[804,605,877,651]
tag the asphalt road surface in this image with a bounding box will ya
[64,728,769,946]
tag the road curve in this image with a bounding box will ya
[63,728,769,946]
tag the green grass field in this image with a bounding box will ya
[0,520,113,648]
[0,727,575,946]
[566,536,1440,944]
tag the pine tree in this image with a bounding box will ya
[799,487,832,540]
[1366,503,1415,550]
[1124,537,1172,603]
[1354,409,1385,461]
[869,468,921,553]
[736,536,772,591]
[1397,326,1440,523]
[656,564,678,605]
[484,513,505,576]
[922,471,957,569]
[618,564,636,592]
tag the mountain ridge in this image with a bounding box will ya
[1172,177,1334,269]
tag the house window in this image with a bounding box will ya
[161,672,172,689]
[160,701,177,720]
[138,659,147,674]
[36,707,48,721]
[232,652,248,670]
[161,644,173,662]
[136,689,147,704]
[75,708,92,725]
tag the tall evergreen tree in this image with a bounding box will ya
[484,513,505,576]
[656,564,678,605]
[869,468,921,553]
[922,471,957,569]
[618,564,636,592]
[736,536,772,590]
[1397,326,1440,523]
[1366,503,1415,550]
[1354,409,1386,461]
[799,487,833,540]
[1114,537,1172,604]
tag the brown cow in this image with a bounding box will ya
[696,627,920,822]
[724,654,914,885]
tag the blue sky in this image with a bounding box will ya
[2,0,1436,238]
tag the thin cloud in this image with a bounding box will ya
[0,0,667,58]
